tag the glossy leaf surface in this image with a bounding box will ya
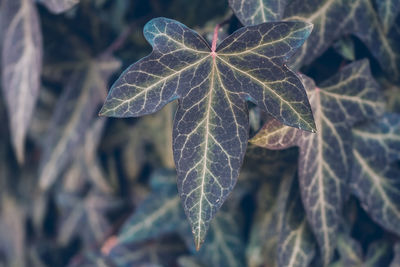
[1,0,42,163]
[251,60,384,265]
[351,113,400,236]
[100,17,315,248]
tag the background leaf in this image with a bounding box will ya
[39,56,120,190]
[251,60,384,265]
[39,0,80,14]
[1,0,42,163]
[228,0,287,25]
[350,113,400,236]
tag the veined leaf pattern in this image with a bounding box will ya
[228,0,287,25]
[230,0,362,68]
[39,0,79,14]
[117,169,246,267]
[100,17,315,248]
[278,175,315,267]
[374,0,400,33]
[1,0,42,163]
[351,0,400,82]
[334,235,393,267]
[350,113,400,236]
[39,56,121,190]
[251,60,384,265]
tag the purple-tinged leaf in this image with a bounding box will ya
[228,0,288,25]
[278,176,316,267]
[1,0,42,163]
[350,0,400,82]
[39,56,120,190]
[100,17,315,249]
[251,60,384,265]
[39,0,79,14]
[351,113,400,236]
[246,166,296,267]
[374,0,400,34]
[56,191,121,247]
[118,169,247,267]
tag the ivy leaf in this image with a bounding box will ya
[118,169,247,267]
[56,191,121,247]
[335,234,363,267]
[334,235,393,267]
[350,113,400,236]
[364,240,393,267]
[246,165,296,267]
[100,17,315,248]
[278,175,316,267]
[228,0,287,25]
[1,0,42,163]
[374,0,400,33]
[351,0,400,82]
[251,60,384,265]
[390,243,400,267]
[39,0,79,14]
[107,235,187,267]
[39,56,120,190]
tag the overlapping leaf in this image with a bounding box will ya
[1,0,42,163]
[374,0,400,33]
[251,60,384,265]
[228,0,287,25]
[56,191,121,246]
[100,17,315,248]
[351,0,400,82]
[118,169,246,267]
[350,113,400,236]
[246,165,296,267]
[39,0,79,14]
[278,176,315,267]
[334,235,393,267]
[39,56,120,190]
[230,0,361,68]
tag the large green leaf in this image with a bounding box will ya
[1,0,42,163]
[278,176,316,267]
[228,0,287,25]
[251,60,384,265]
[39,56,120,190]
[117,169,246,267]
[350,113,400,236]
[100,17,315,248]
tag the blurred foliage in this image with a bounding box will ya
[0,0,399,266]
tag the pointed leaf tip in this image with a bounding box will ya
[103,18,316,247]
